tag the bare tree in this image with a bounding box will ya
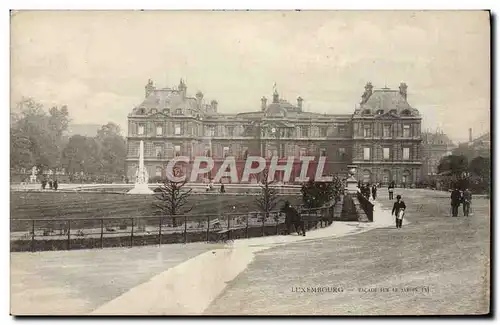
[255,168,281,222]
[153,173,193,227]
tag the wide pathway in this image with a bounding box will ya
[204,189,490,315]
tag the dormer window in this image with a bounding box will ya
[138,108,145,115]
[376,110,384,115]
[163,108,170,115]
[362,109,371,115]
[151,109,157,114]
[389,109,397,115]
[175,108,182,115]
[401,109,411,116]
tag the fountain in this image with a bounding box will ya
[127,140,154,195]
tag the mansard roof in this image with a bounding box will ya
[131,88,202,116]
[422,132,455,146]
[354,86,420,117]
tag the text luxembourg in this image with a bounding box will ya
[164,156,334,183]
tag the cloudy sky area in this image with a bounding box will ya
[11,10,490,143]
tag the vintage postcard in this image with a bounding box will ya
[9,10,491,316]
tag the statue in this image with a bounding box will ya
[30,166,38,183]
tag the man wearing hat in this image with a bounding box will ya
[391,195,406,229]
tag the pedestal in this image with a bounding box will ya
[127,182,154,195]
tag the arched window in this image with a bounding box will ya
[362,109,371,115]
[401,109,412,116]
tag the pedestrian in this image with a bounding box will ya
[462,188,472,217]
[220,181,225,193]
[53,179,58,191]
[450,187,462,217]
[41,179,47,190]
[49,180,53,189]
[388,182,394,200]
[371,184,377,200]
[391,195,406,229]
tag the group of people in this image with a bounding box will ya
[359,183,379,201]
[41,179,58,190]
[206,180,225,193]
[450,187,473,217]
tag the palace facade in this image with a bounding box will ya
[126,79,422,185]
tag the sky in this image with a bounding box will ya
[10,10,490,143]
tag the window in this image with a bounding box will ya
[319,127,328,137]
[403,147,410,160]
[320,148,327,157]
[137,124,145,135]
[174,145,181,157]
[338,147,346,160]
[363,125,372,137]
[376,110,384,115]
[226,126,234,136]
[383,125,391,138]
[155,145,163,158]
[163,108,170,115]
[155,167,162,177]
[175,108,183,115]
[223,146,229,158]
[299,148,307,156]
[338,126,346,135]
[174,124,181,135]
[383,147,390,160]
[403,125,411,137]
[363,147,371,160]
[206,125,216,137]
[301,126,309,137]
[151,109,157,114]
[156,125,163,136]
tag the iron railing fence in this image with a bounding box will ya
[11,202,336,252]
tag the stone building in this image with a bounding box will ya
[126,79,422,185]
[351,82,422,185]
[420,130,456,181]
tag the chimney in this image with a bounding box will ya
[145,79,155,98]
[196,91,204,108]
[261,96,267,111]
[399,82,408,100]
[469,128,473,142]
[178,79,187,98]
[211,100,218,112]
[297,96,303,110]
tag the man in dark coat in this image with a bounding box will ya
[462,188,472,217]
[388,182,394,200]
[371,185,377,200]
[391,195,406,229]
[450,187,462,217]
[53,179,58,191]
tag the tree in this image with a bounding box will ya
[469,156,490,178]
[61,135,100,178]
[301,177,343,210]
[10,98,71,173]
[153,171,193,227]
[437,155,469,177]
[95,122,127,176]
[255,168,281,221]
